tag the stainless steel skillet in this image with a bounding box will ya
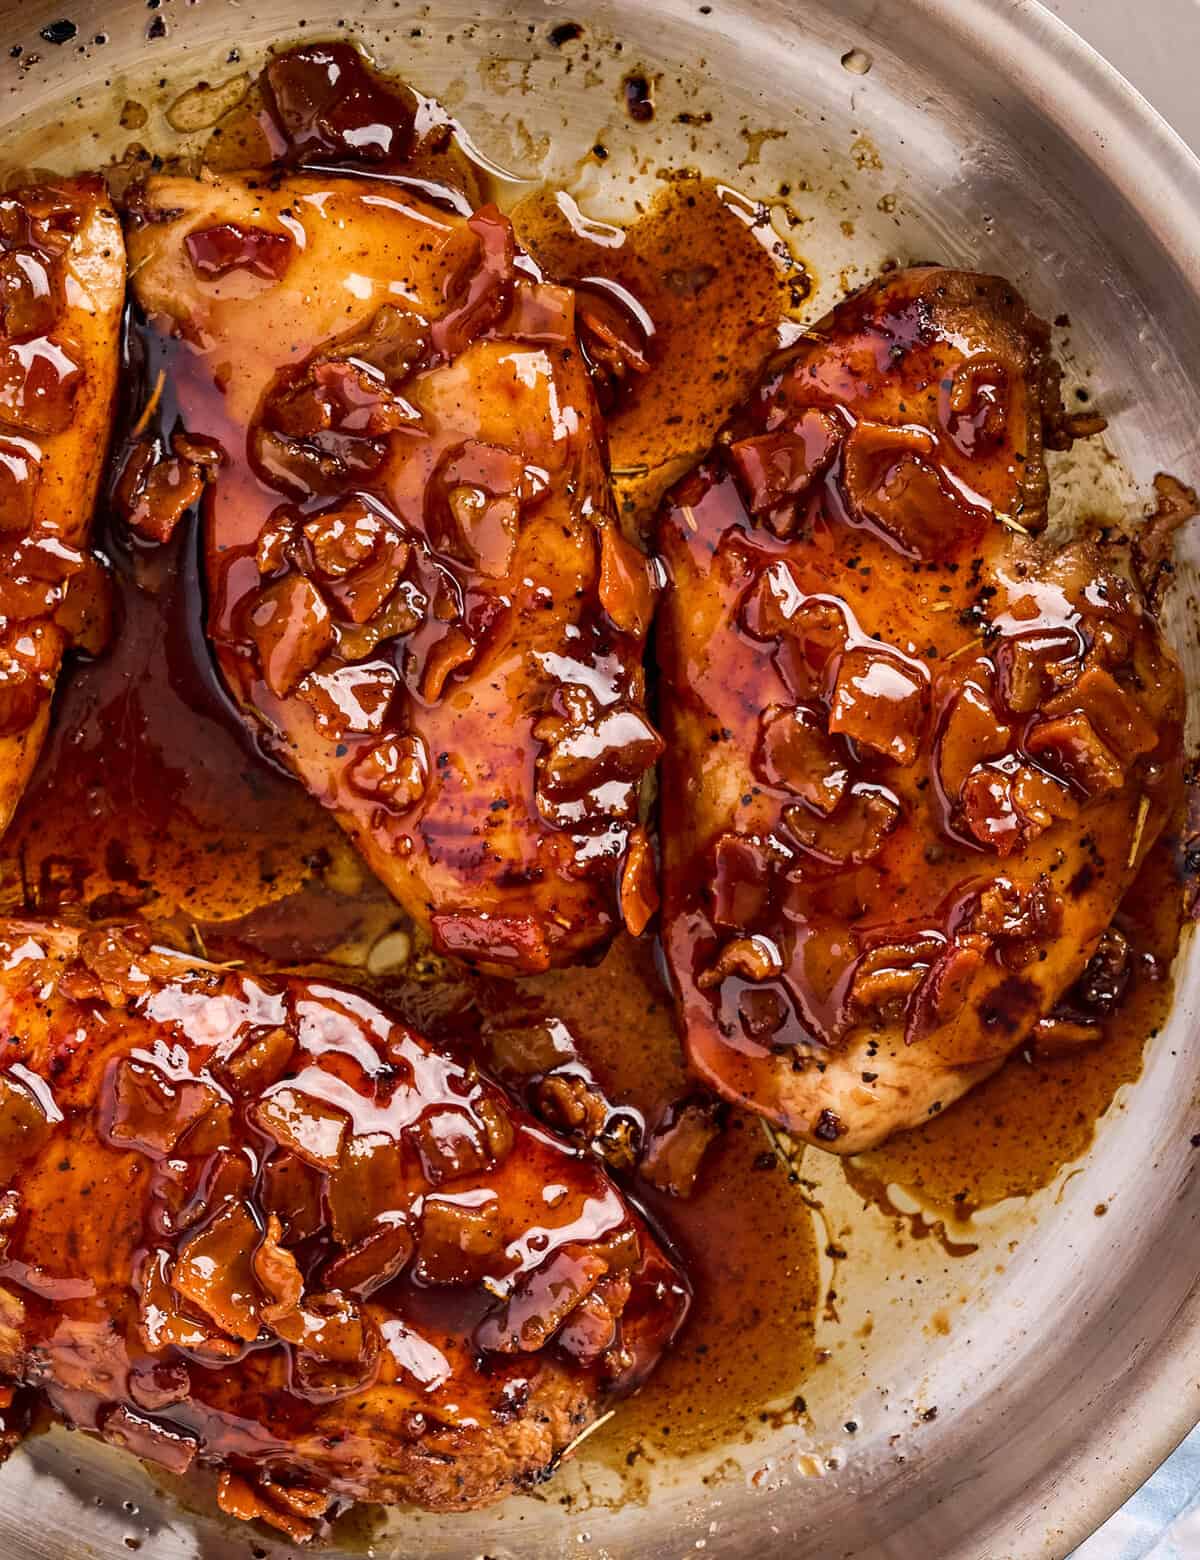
[1,0,1199,1554]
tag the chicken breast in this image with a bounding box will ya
[0,918,688,1537]
[656,267,1184,1153]
[0,176,123,830]
[124,154,660,974]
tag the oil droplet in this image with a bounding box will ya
[840,46,873,75]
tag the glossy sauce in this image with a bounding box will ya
[0,42,1188,1508]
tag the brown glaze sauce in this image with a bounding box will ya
[0,41,1188,1501]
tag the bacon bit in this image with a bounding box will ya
[971,875,1063,970]
[756,703,849,810]
[959,758,1077,854]
[619,826,659,936]
[1133,472,1199,604]
[0,1069,54,1161]
[556,1277,631,1366]
[100,1404,197,1476]
[172,1200,264,1342]
[303,503,409,625]
[496,280,576,347]
[254,507,297,576]
[0,1189,18,1257]
[0,336,81,436]
[697,933,783,990]
[784,785,901,865]
[348,732,428,810]
[335,303,430,383]
[0,436,39,535]
[1026,710,1124,796]
[1031,1012,1104,1055]
[431,910,552,972]
[253,1213,304,1325]
[416,1194,505,1285]
[534,1070,611,1141]
[938,679,1012,798]
[848,936,944,1020]
[303,499,388,579]
[421,624,477,702]
[216,1470,326,1544]
[728,409,841,528]
[941,355,1009,456]
[299,661,398,738]
[0,619,61,736]
[1077,927,1132,1011]
[476,1246,608,1354]
[1043,664,1157,766]
[598,523,659,637]
[577,290,649,409]
[252,1085,350,1171]
[994,625,1083,714]
[127,1359,191,1413]
[247,575,334,699]
[829,646,928,766]
[431,440,532,579]
[104,1056,218,1157]
[842,418,989,559]
[260,1151,325,1244]
[116,432,223,545]
[431,205,517,360]
[709,832,777,930]
[0,247,59,341]
[219,1025,296,1096]
[638,1095,726,1198]
[185,220,293,282]
[905,937,989,1042]
[410,1104,495,1186]
[320,1218,413,1298]
[538,707,663,801]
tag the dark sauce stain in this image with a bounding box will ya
[38,19,77,45]
[622,73,654,124]
[548,21,584,47]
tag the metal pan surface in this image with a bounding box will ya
[0,1,1199,1555]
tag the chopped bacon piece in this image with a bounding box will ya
[755,703,849,810]
[246,575,334,699]
[619,825,659,936]
[728,409,841,527]
[638,1095,726,1198]
[842,418,990,559]
[784,785,901,865]
[185,221,293,281]
[828,646,928,766]
[697,933,784,989]
[1026,710,1124,796]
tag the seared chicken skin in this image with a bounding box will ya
[123,49,661,975]
[656,268,1183,1153]
[0,919,688,1536]
[0,177,123,830]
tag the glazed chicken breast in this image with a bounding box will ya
[0,918,688,1537]
[656,267,1183,1153]
[123,61,660,975]
[0,176,123,831]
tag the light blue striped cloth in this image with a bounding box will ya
[1073,1426,1200,1559]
